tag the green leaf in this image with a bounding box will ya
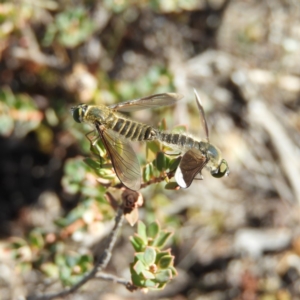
[144,279,158,288]
[141,270,155,279]
[77,255,92,272]
[91,139,106,157]
[164,182,179,190]
[131,270,145,287]
[143,247,156,266]
[155,152,166,172]
[169,266,178,276]
[155,250,171,263]
[157,255,174,269]
[168,156,181,172]
[155,269,172,283]
[143,163,152,182]
[146,140,161,155]
[59,265,72,283]
[135,253,145,263]
[0,114,14,136]
[147,221,160,240]
[129,235,146,252]
[152,231,173,249]
[156,282,167,290]
[41,262,59,278]
[172,125,187,133]
[137,221,148,244]
[66,255,78,268]
[28,231,44,249]
[132,259,146,275]
[83,157,100,171]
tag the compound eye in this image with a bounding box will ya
[211,159,229,178]
[72,107,82,123]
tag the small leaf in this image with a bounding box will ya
[66,255,77,268]
[143,247,156,266]
[147,221,160,240]
[143,163,152,182]
[144,279,158,288]
[137,221,148,244]
[168,156,181,172]
[164,182,179,190]
[132,259,145,275]
[135,253,145,262]
[156,250,171,263]
[169,266,178,276]
[146,140,161,156]
[155,250,171,263]
[172,125,187,133]
[156,283,167,290]
[157,255,174,269]
[41,262,59,278]
[83,158,100,171]
[155,269,172,283]
[130,235,146,252]
[152,231,173,249]
[131,270,145,287]
[142,270,156,279]
[29,231,44,249]
[59,265,72,283]
[155,152,166,172]
[91,139,106,157]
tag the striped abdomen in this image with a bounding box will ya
[110,116,156,141]
[157,132,200,150]
[156,131,207,153]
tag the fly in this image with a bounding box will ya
[71,91,229,191]
[156,89,229,188]
[71,93,183,191]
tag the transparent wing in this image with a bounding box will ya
[175,149,207,189]
[97,125,141,191]
[194,89,209,142]
[109,93,183,112]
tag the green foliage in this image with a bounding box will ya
[8,230,93,286]
[129,221,177,290]
[0,88,42,137]
[1,0,187,295]
[43,7,95,48]
[113,66,176,101]
[55,252,93,286]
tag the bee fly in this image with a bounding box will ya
[71,93,183,190]
[71,91,228,190]
[160,89,229,188]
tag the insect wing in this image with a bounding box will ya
[109,93,183,112]
[194,89,209,142]
[97,126,141,191]
[175,149,207,188]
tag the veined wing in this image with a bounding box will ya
[194,89,209,142]
[109,93,183,112]
[175,149,208,189]
[96,125,141,191]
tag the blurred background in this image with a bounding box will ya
[1,0,300,299]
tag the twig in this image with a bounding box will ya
[95,272,136,291]
[140,171,176,189]
[27,208,125,300]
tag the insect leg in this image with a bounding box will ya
[85,130,100,146]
